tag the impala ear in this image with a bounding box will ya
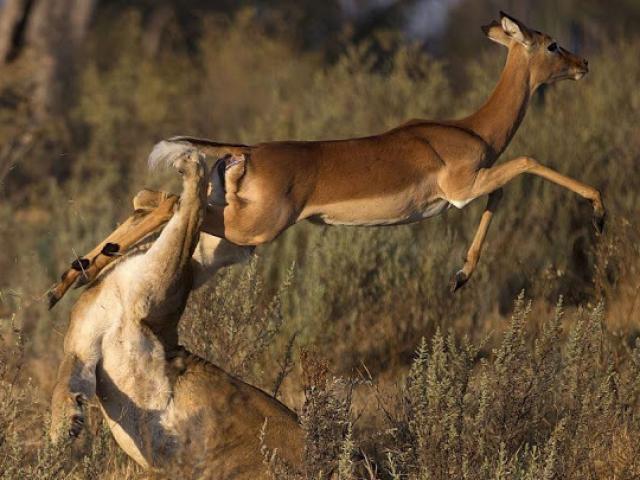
[499,11,533,47]
[481,20,511,47]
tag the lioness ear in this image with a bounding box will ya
[499,11,533,47]
[481,20,511,47]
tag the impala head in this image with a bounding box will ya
[482,11,589,87]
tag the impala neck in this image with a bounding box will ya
[462,46,534,156]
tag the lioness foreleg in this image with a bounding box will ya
[50,354,96,442]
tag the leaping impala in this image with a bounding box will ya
[48,11,604,307]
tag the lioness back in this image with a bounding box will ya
[166,354,303,478]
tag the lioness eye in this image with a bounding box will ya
[547,42,558,52]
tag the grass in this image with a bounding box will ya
[1,9,639,479]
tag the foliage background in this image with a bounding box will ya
[0,1,639,478]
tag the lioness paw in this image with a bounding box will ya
[173,149,205,178]
[68,393,86,438]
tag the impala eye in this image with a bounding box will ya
[547,42,558,52]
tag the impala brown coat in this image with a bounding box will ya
[49,11,604,305]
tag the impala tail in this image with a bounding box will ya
[148,136,250,170]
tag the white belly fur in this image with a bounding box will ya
[318,198,451,226]
[418,199,452,218]
[449,198,474,209]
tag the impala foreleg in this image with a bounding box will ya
[527,160,605,233]
[467,156,605,231]
[451,189,503,292]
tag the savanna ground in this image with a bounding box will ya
[1,3,640,479]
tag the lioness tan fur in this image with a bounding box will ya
[49,151,303,478]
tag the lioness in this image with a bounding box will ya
[50,150,303,478]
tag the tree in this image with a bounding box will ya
[0,0,97,120]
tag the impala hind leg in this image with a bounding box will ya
[201,198,293,246]
[48,195,178,308]
[80,190,186,288]
[49,184,222,308]
[451,189,503,292]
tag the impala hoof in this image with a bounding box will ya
[593,211,606,235]
[101,242,120,257]
[70,258,90,272]
[47,290,61,310]
[450,270,468,293]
